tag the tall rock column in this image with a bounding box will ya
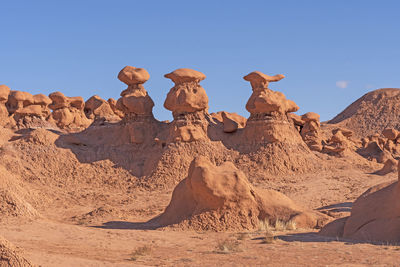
[163,68,210,142]
[242,71,303,144]
[116,66,159,144]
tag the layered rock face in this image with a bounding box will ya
[152,156,328,231]
[320,161,400,243]
[241,71,303,144]
[49,92,92,129]
[163,68,210,142]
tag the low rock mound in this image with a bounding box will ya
[150,157,328,231]
[328,88,400,138]
[320,161,400,243]
[0,236,32,267]
[0,165,40,220]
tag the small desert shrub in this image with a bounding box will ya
[259,219,296,232]
[129,245,152,261]
[275,219,297,231]
[215,238,242,254]
[262,230,275,244]
[258,219,272,232]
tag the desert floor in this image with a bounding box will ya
[1,163,399,266]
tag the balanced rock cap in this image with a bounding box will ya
[301,112,320,123]
[118,66,150,85]
[244,71,285,84]
[164,68,206,84]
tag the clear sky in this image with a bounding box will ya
[1,0,399,121]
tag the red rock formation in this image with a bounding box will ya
[241,71,303,144]
[85,95,120,123]
[116,66,154,118]
[164,68,208,117]
[49,92,92,130]
[163,68,210,143]
[152,157,328,231]
[0,85,10,123]
[320,161,400,243]
[300,112,323,151]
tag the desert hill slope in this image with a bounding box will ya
[328,88,400,137]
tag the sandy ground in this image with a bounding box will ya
[1,126,400,266]
[1,167,399,266]
[1,218,400,266]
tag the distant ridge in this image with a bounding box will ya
[328,88,400,137]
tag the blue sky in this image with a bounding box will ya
[1,0,399,121]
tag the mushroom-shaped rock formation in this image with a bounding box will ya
[49,92,92,130]
[323,129,356,156]
[116,66,154,118]
[164,68,208,117]
[7,91,55,128]
[150,156,329,231]
[15,93,52,118]
[320,161,400,243]
[6,91,34,114]
[85,95,120,123]
[0,85,11,121]
[241,71,304,144]
[244,71,298,116]
[161,68,210,143]
[300,112,323,151]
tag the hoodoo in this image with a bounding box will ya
[163,68,210,142]
[241,71,303,144]
[48,92,92,130]
[116,66,155,119]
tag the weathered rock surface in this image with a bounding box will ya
[329,88,400,138]
[164,68,208,117]
[49,92,92,129]
[117,66,155,117]
[151,157,328,231]
[85,95,120,123]
[320,161,400,243]
[0,236,33,267]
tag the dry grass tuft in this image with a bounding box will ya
[129,245,153,261]
[259,219,297,232]
[215,238,242,254]
[258,218,297,244]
